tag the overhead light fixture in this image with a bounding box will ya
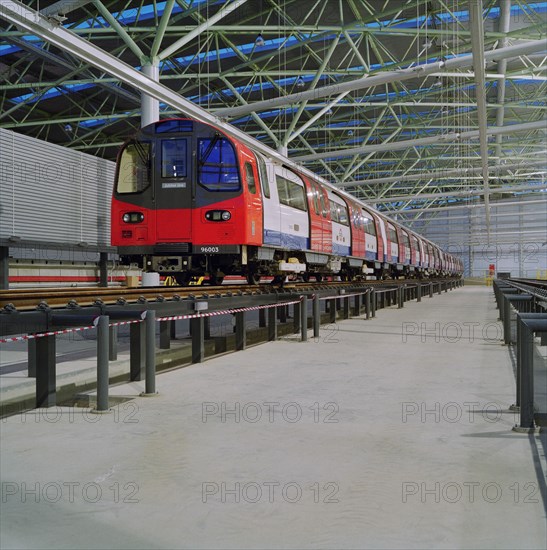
[255,33,265,47]
[347,129,354,136]
[432,76,443,87]
[296,76,305,88]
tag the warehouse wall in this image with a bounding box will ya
[0,128,115,248]
[403,197,547,278]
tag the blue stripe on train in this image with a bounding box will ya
[365,250,376,261]
[332,243,351,256]
[263,229,309,250]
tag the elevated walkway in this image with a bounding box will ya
[0,286,545,549]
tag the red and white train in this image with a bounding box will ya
[111,118,463,284]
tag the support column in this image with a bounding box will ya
[96,315,110,411]
[278,305,287,323]
[313,295,320,338]
[329,299,336,323]
[300,296,308,342]
[36,335,56,408]
[130,322,145,381]
[0,246,8,289]
[28,339,36,378]
[236,311,246,350]
[353,294,360,317]
[159,321,171,350]
[144,310,156,395]
[503,296,512,345]
[293,301,301,334]
[99,252,108,287]
[191,317,205,363]
[109,325,118,361]
[268,307,277,341]
[517,321,535,429]
[141,62,160,127]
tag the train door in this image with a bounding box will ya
[375,215,387,263]
[400,229,411,265]
[316,183,332,253]
[361,208,378,262]
[275,166,310,250]
[256,153,281,246]
[386,222,399,264]
[155,135,193,241]
[240,150,263,245]
[327,191,351,256]
[346,199,365,258]
[304,177,327,252]
[410,235,419,267]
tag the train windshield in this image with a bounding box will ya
[116,141,150,194]
[161,139,187,178]
[198,137,240,192]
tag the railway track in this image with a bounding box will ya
[0,279,442,311]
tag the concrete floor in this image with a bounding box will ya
[0,286,545,549]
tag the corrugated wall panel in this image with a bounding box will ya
[403,197,547,277]
[0,130,15,238]
[0,128,115,247]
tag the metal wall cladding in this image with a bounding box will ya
[410,197,547,277]
[0,128,115,248]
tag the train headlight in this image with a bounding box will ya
[122,212,144,223]
[205,210,232,222]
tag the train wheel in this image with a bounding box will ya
[174,272,192,286]
[270,275,285,287]
[247,272,261,285]
[315,274,323,282]
[209,274,224,286]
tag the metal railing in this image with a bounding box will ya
[493,279,547,431]
[1,279,463,415]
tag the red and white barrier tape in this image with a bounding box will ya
[156,299,303,323]
[0,325,96,344]
[0,299,303,344]
[318,290,371,301]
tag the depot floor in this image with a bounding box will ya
[0,285,546,550]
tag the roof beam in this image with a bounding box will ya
[158,0,249,61]
[93,1,145,60]
[293,119,547,161]
[338,158,547,188]
[368,182,547,203]
[40,0,92,17]
[216,39,547,119]
[469,0,491,235]
[0,0,359,202]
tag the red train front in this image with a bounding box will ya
[111,118,263,284]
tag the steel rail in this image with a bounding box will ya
[0,279,455,311]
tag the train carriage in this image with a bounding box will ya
[112,117,463,284]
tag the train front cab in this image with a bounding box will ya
[111,118,264,284]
